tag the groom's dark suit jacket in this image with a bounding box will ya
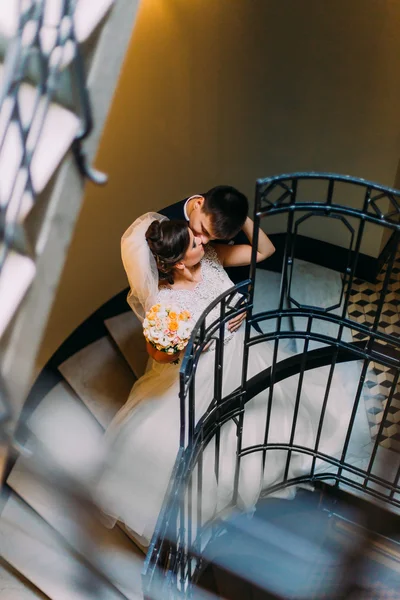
[159,196,250,286]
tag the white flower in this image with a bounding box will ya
[144,303,193,351]
[159,335,169,348]
[178,321,192,340]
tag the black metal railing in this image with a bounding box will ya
[142,173,400,598]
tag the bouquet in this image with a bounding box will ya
[143,304,193,363]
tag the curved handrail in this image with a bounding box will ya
[196,340,397,443]
[249,308,398,349]
[257,170,400,195]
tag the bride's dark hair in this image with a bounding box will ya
[145,219,190,285]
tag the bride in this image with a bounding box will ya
[96,212,352,549]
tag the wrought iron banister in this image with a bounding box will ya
[256,171,400,226]
[144,339,400,584]
[143,172,400,599]
[197,339,398,438]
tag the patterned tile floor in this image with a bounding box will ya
[347,250,400,452]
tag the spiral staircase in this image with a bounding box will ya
[1,4,400,600]
[0,171,397,598]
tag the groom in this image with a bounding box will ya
[160,185,269,332]
[159,185,251,285]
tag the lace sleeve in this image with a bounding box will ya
[156,286,194,315]
[204,243,222,265]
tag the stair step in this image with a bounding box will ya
[6,464,144,599]
[6,380,144,598]
[0,494,143,599]
[18,381,104,479]
[0,559,47,599]
[104,312,148,380]
[58,337,135,429]
[289,259,352,351]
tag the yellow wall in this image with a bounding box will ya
[37,0,400,369]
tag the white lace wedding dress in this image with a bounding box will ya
[97,245,353,546]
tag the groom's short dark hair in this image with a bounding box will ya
[203,185,248,239]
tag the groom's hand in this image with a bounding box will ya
[228,310,246,332]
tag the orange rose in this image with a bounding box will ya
[168,311,178,320]
[147,311,156,321]
[152,303,161,312]
[179,310,191,321]
[169,320,179,332]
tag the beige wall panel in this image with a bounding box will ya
[38,0,400,369]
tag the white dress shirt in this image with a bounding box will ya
[183,195,202,221]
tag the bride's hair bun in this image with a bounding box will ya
[145,219,190,285]
[145,220,163,244]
